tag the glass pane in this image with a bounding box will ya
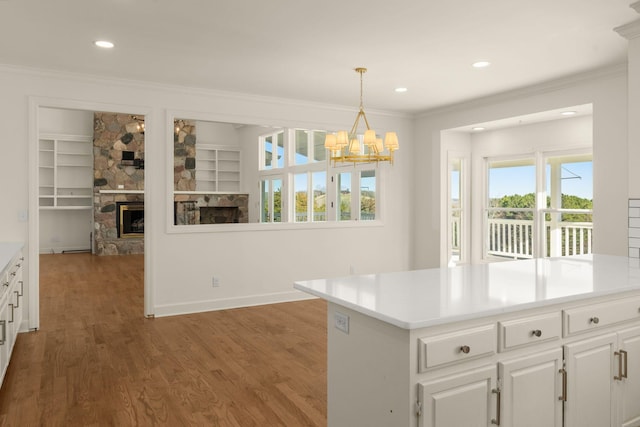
[295,173,308,222]
[488,161,535,209]
[295,129,309,165]
[487,209,534,259]
[313,131,327,162]
[450,159,461,265]
[487,159,535,259]
[276,132,284,168]
[339,172,351,221]
[312,171,326,222]
[261,180,269,222]
[273,179,282,223]
[263,136,273,170]
[451,160,460,208]
[360,170,375,220]
[546,159,593,209]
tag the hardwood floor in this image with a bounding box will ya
[0,254,327,426]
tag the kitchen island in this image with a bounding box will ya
[294,254,640,427]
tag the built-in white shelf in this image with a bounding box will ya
[194,145,241,192]
[38,133,93,210]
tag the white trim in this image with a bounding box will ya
[153,291,317,318]
[28,96,155,327]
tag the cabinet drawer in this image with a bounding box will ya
[564,296,640,336]
[499,312,561,351]
[418,324,496,372]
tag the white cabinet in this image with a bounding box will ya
[564,333,616,427]
[499,348,564,427]
[38,134,93,210]
[563,326,640,427]
[194,145,241,192]
[0,246,24,386]
[318,285,640,427]
[418,365,497,427]
[616,326,640,427]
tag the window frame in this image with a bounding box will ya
[481,149,592,261]
[258,127,382,225]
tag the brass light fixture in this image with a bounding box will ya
[324,67,399,165]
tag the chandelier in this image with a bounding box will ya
[324,67,399,165]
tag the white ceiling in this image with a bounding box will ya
[0,0,637,114]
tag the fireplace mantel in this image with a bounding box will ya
[99,190,144,194]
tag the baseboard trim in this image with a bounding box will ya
[152,290,318,318]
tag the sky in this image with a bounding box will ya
[452,161,593,200]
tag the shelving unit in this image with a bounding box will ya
[194,145,241,192]
[38,134,93,210]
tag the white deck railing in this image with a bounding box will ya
[450,217,593,259]
[487,218,592,259]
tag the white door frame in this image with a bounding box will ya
[28,96,154,329]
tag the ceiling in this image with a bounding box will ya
[0,0,637,114]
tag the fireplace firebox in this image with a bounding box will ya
[117,202,144,238]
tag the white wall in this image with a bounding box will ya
[413,68,628,269]
[0,65,412,324]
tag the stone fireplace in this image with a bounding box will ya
[117,202,144,238]
[93,112,145,255]
[174,193,249,225]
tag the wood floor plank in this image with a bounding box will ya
[0,253,327,426]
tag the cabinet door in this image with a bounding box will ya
[564,333,616,427]
[499,348,563,427]
[0,295,9,384]
[618,326,640,427]
[418,365,497,427]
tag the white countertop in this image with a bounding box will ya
[0,242,23,273]
[294,255,640,330]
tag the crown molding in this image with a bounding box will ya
[0,63,409,120]
[416,63,627,119]
[615,18,640,40]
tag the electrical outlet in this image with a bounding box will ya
[334,312,349,334]
[212,277,220,287]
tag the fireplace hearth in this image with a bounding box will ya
[117,202,144,238]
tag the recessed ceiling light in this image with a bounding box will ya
[94,40,114,49]
[472,127,486,131]
[561,111,577,116]
[472,61,491,68]
[394,87,408,93]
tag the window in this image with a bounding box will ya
[261,131,284,170]
[294,129,326,165]
[486,158,536,259]
[259,128,380,224]
[360,170,376,220]
[261,177,283,223]
[449,158,463,265]
[484,151,592,260]
[338,172,352,221]
[544,154,593,257]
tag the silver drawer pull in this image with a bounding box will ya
[590,317,600,324]
[531,329,542,337]
[0,320,5,345]
[460,345,471,354]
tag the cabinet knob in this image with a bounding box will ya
[531,329,542,337]
[460,345,471,354]
[590,317,600,324]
